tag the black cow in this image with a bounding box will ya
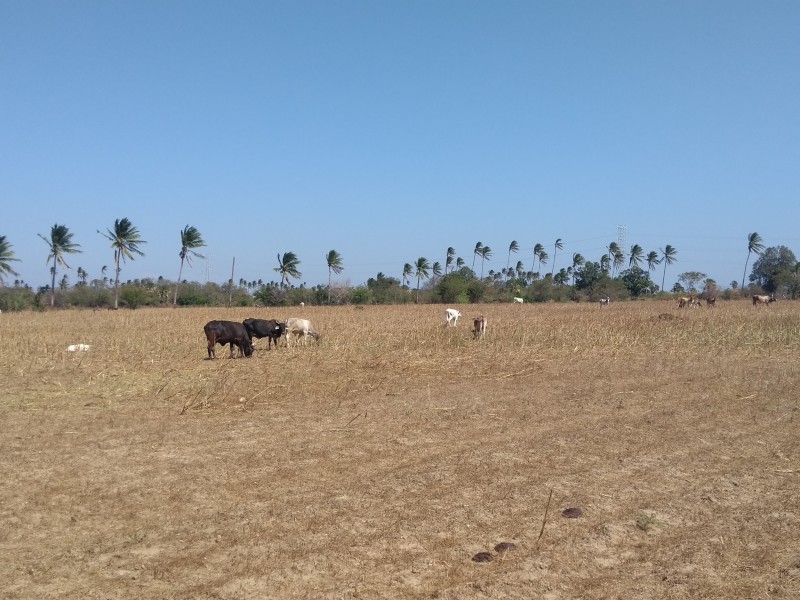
[204,320,254,359]
[243,318,286,350]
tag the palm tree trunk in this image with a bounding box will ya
[113,254,121,309]
[50,266,56,308]
[742,251,750,290]
[328,269,332,303]
[174,257,185,306]
[661,263,667,292]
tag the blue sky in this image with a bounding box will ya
[3,1,799,290]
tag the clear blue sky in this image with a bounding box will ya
[3,1,799,291]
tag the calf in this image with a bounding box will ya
[285,317,321,347]
[444,308,462,326]
[204,320,253,359]
[243,318,286,350]
[752,294,777,306]
[472,316,487,340]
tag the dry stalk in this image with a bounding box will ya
[537,488,554,545]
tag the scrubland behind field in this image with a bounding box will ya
[1,301,798,599]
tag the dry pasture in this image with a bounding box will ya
[1,301,799,599]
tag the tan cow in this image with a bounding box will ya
[752,294,776,306]
[472,316,487,340]
[285,317,321,347]
[677,297,690,308]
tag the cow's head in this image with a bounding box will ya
[243,341,254,357]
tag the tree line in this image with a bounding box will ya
[1,225,798,311]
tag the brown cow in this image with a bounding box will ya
[472,316,487,340]
[204,320,253,359]
[678,297,690,308]
[706,296,717,308]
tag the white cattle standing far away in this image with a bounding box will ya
[285,317,321,347]
[513,297,524,304]
[66,344,91,352]
[444,308,462,326]
[599,296,611,307]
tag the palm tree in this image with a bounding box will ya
[0,235,20,283]
[600,254,611,274]
[325,249,344,302]
[456,257,465,270]
[472,242,483,271]
[613,248,625,275]
[413,256,431,303]
[538,250,549,273]
[629,244,644,268]
[38,223,82,307]
[571,253,584,285]
[173,225,206,305]
[742,232,765,290]
[432,261,443,279]
[531,243,544,272]
[506,241,519,280]
[551,238,563,276]
[274,252,302,288]
[606,242,622,275]
[660,245,678,292]
[99,218,146,309]
[445,247,456,274]
[646,251,660,273]
[479,245,492,278]
[402,263,413,287]
[515,260,525,281]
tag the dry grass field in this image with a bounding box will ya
[1,300,799,599]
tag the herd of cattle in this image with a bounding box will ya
[203,294,780,358]
[676,294,777,308]
[204,318,320,359]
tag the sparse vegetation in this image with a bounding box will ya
[1,301,798,597]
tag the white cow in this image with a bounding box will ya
[599,296,611,307]
[444,308,462,326]
[285,318,321,347]
[513,297,524,304]
[472,316,487,340]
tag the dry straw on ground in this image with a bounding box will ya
[1,301,799,598]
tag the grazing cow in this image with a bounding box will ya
[285,317,321,347]
[472,316,487,340]
[204,320,253,359]
[513,297,524,304]
[243,318,286,350]
[444,308,462,326]
[599,296,611,307]
[677,297,690,308]
[752,294,777,306]
[706,296,717,308]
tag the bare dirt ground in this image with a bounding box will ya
[1,301,798,599]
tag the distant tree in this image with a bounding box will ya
[677,271,707,293]
[445,247,456,274]
[619,266,656,297]
[750,245,797,293]
[742,232,765,290]
[472,242,483,271]
[325,249,344,302]
[274,252,302,288]
[660,245,677,292]
[99,218,146,309]
[173,225,206,306]
[506,241,519,280]
[571,253,584,285]
[646,251,660,273]
[432,261,443,278]
[456,257,465,270]
[402,263,413,287]
[479,245,492,278]
[538,250,549,272]
[532,243,544,272]
[551,238,563,276]
[515,260,525,280]
[38,223,82,307]
[629,244,644,268]
[0,235,20,283]
[413,257,431,303]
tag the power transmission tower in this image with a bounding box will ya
[617,224,627,249]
